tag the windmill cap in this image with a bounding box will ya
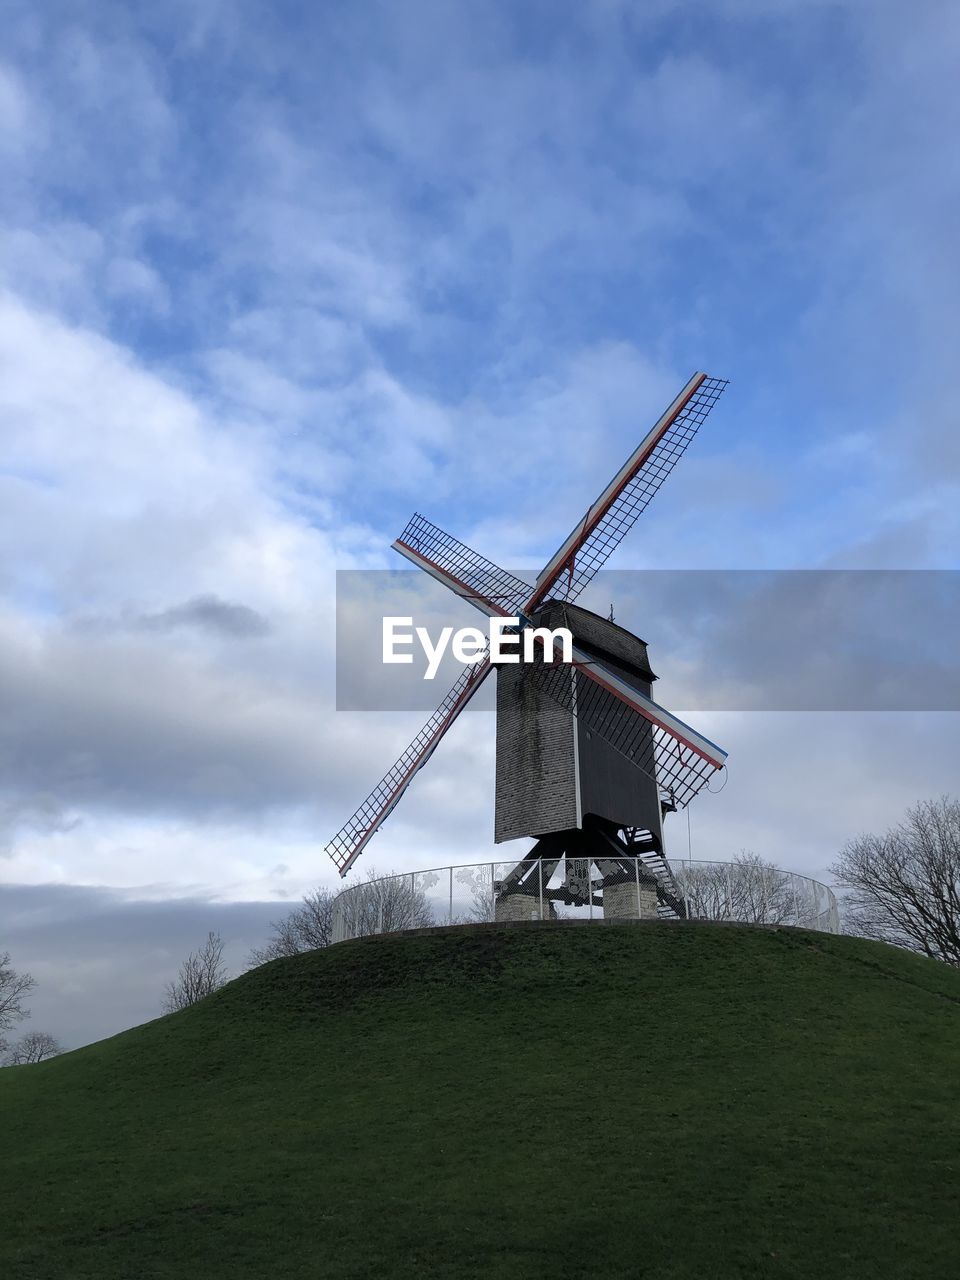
[534,599,658,684]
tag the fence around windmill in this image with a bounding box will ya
[330,856,840,943]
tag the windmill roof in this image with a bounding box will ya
[535,599,657,684]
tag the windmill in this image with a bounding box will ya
[326,373,729,919]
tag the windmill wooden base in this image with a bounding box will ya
[494,817,689,921]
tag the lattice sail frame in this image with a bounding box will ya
[529,374,728,607]
[528,651,722,808]
[396,513,532,617]
[324,657,492,875]
[326,373,728,876]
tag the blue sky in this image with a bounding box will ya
[1,0,959,1044]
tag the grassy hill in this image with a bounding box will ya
[2,922,959,1280]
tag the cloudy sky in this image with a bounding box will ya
[2,0,958,1049]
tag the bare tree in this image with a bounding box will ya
[468,870,495,924]
[4,1030,63,1065]
[443,865,495,925]
[728,852,801,925]
[247,888,337,967]
[831,796,960,965]
[0,951,36,1054]
[674,860,730,921]
[162,931,228,1013]
[333,869,434,939]
[674,853,813,926]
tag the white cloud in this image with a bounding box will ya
[0,293,340,610]
[0,62,38,152]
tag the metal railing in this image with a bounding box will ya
[331,856,840,943]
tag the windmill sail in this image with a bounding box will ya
[529,373,727,607]
[528,646,725,807]
[324,657,492,876]
[393,514,531,617]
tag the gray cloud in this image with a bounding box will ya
[70,596,273,641]
[0,882,285,1050]
[131,595,272,639]
[0,795,80,857]
[0,615,347,826]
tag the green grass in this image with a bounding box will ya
[2,922,959,1279]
